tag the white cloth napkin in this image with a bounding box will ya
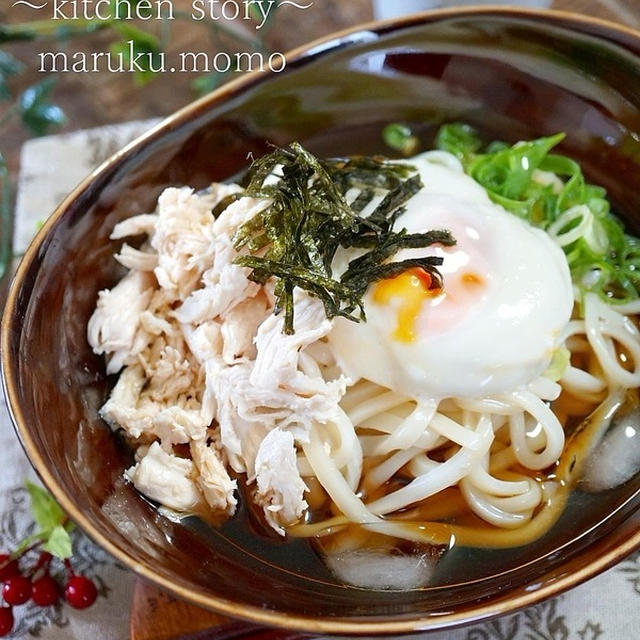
[6,121,639,639]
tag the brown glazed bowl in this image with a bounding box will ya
[2,7,640,635]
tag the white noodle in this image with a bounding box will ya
[560,366,607,396]
[298,298,638,538]
[460,479,533,528]
[302,423,379,526]
[365,447,423,492]
[585,293,640,387]
[505,390,565,470]
[94,164,640,549]
[365,415,493,515]
[348,391,410,425]
[376,400,438,454]
[468,456,529,497]
[429,413,484,450]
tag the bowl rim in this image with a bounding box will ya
[3,5,640,635]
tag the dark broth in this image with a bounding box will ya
[171,388,640,590]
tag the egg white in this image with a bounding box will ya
[327,151,574,399]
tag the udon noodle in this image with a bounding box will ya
[292,291,639,548]
[88,134,640,581]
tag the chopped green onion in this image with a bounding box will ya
[435,122,482,164]
[435,122,640,308]
[382,123,420,156]
[544,347,571,381]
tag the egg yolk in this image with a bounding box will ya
[460,272,484,287]
[373,268,439,342]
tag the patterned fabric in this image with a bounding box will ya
[5,121,638,638]
[0,389,134,639]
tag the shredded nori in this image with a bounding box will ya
[231,142,456,334]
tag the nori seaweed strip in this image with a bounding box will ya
[347,230,455,250]
[325,156,414,191]
[366,174,423,229]
[232,142,456,333]
[340,256,445,319]
[211,192,242,218]
[349,188,374,215]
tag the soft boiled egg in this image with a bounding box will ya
[327,151,574,399]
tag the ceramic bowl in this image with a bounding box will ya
[3,7,640,635]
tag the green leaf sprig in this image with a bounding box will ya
[232,142,455,334]
[434,122,640,307]
[0,55,66,137]
[18,481,74,560]
[0,50,23,100]
[18,77,66,136]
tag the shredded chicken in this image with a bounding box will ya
[88,184,346,533]
[254,429,308,535]
[211,294,347,476]
[87,270,155,374]
[151,187,219,300]
[111,213,158,240]
[174,196,268,325]
[103,360,207,438]
[190,433,237,516]
[125,442,203,512]
[220,294,269,364]
[115,243,158,272]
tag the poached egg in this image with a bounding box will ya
[327,151,573,399]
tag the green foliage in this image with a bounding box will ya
[18,78,66,136]
[26,481,66,531]
[25,481,73,560]
[42,525,73,559]
[110,23,163,85]
[0,50,24,100]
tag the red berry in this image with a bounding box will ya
[0,555,19,582]
[64,576,97,609]
[0,607,13,637]
[32,574,60,606]
[2,575,32,605]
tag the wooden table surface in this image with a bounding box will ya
[1,0,639,637]
[1,0,372,182]
[1,0,638,187]
[0,0,373,299]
